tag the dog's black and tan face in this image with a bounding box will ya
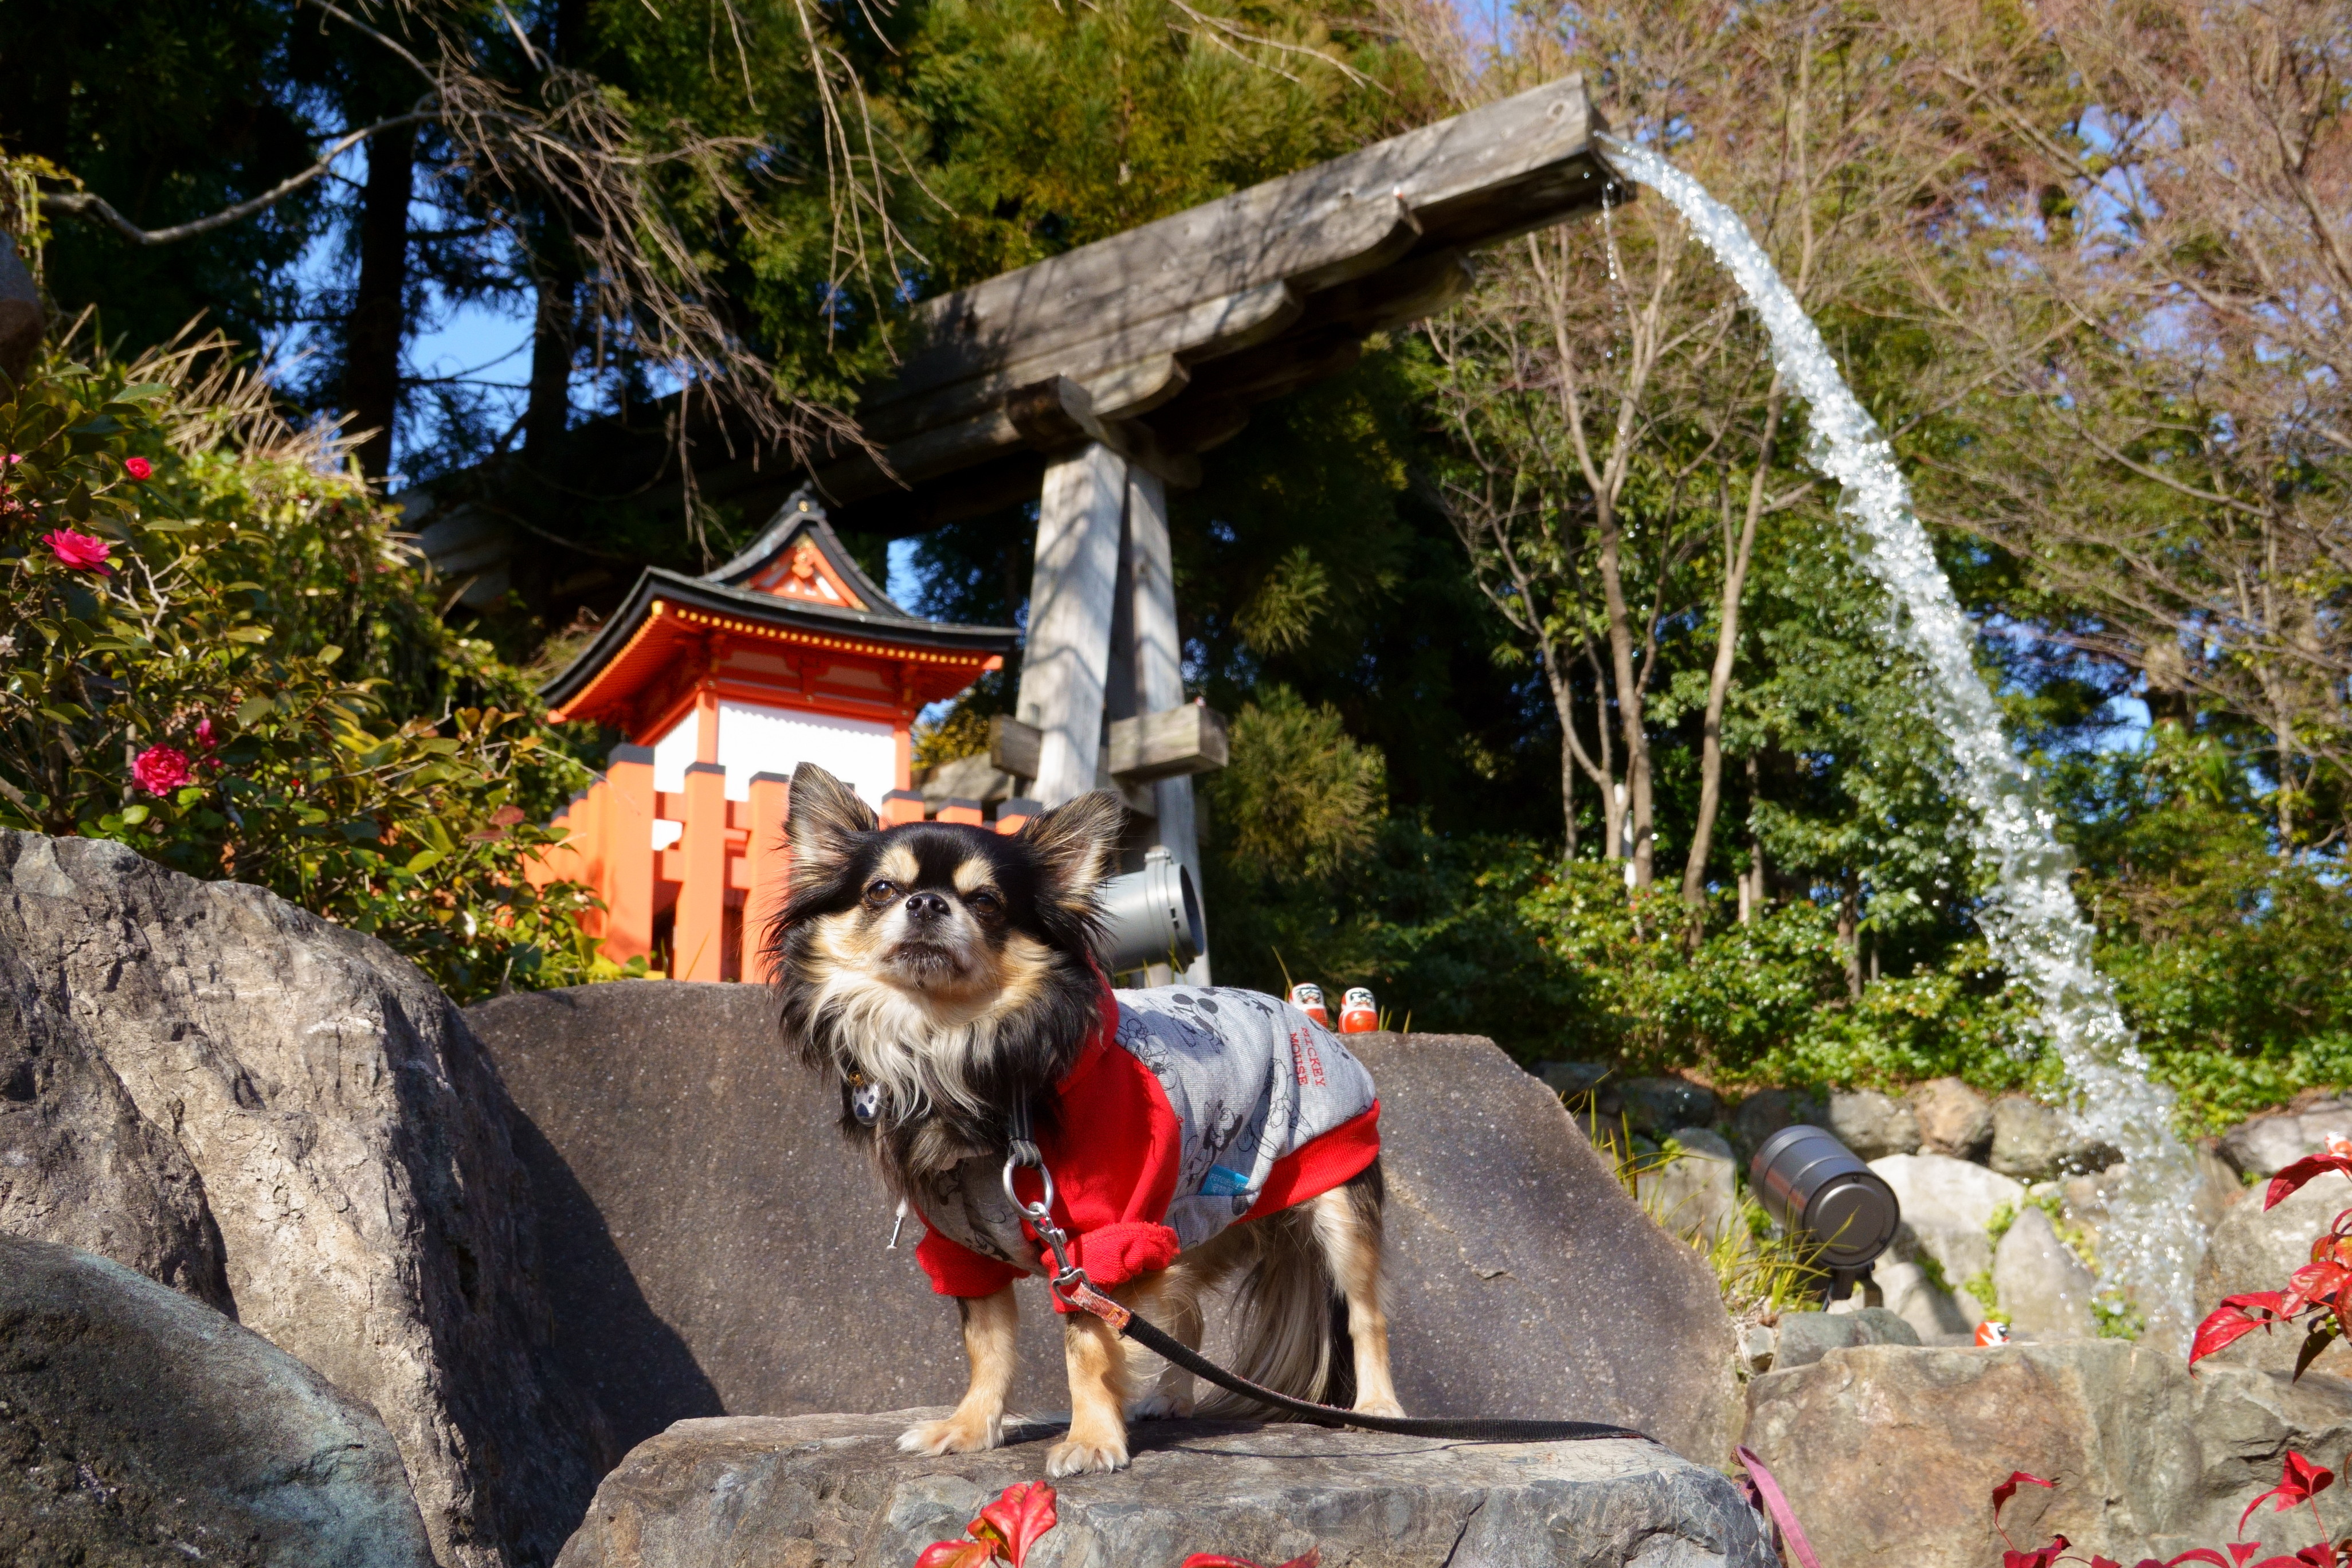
[769,763,1123,1183]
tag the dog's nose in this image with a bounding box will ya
[903,891,951,923]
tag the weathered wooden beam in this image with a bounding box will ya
[1106,705,1229,783]
[1012,443,1127,806]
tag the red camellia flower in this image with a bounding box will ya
[43,528,113,575]
[123,456,152,481]
[194,717,219,751]
[131,746,193,797]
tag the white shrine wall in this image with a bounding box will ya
[646,699,898,849]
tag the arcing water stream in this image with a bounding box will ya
[1598,138,2204,1342]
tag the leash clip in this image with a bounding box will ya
[1001,1106,1124,1323]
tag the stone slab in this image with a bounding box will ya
[552,1410,1776,1568]
[468,986,1740,1464]
[0,1232,434,1568]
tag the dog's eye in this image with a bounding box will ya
[863,879,899,907]
[967,890,1003,920]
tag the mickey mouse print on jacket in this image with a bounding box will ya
[910,983,1381,1310]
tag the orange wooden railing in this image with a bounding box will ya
[524,748,1039,982]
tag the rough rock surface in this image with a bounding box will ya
[1910,1078,1994,1161]
[1990,1097,2120,1182]
[1770,1308,1919,1371]
[1874,1257,1977,1343]
[1744,1342,2352,1568]
[1871,1153,2026,1296]
[1727,1089,1825,1165]
[1992,1206,2097,1340]
[0,831,599,1567]
[2195,1171,2352,1378]
[2220,1104,2352,1178]
[552,1411,1777,1568]
[1,1232,434,1567]
[471,986,1743,1463]
[1638,1127,1741,1247]
[1616,1077,1719,1136]
[1827,1090,1919,1161]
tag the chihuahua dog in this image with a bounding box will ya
[769,762,1402,1476]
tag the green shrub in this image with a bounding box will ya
[0,336,629,1001]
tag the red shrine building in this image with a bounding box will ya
[526,492,1020,980]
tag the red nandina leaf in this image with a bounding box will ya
[2091,1557,2122,1568]
[2233,1545,2267,1566]
[1175,1554,1318,1568]
[2286,1264,2352,1320]
[1995,1473,2059,1519]
[2169,1552,2234,1568]
[2267,1158,2352,1210]
[2194,1296,2292,1366]
[915,1542,998,1568]
[2241,1452,2337,1537]
[969,1481,1057,1567]
[2007,1536,2072,1568]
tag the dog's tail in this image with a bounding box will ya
[1193,1167,1380,1417]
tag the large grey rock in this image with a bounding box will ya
[1873,1257,1976,1343]
[1990,1096,2120,1181]
[1617,1076,1719,1136]
[1870,1153,2025,1301]
[1638,1126,1742,1248]
[1826,1089,1919,1160]
[1910,1077,1994,1162]
[0,1232,434,1568]
[469,987,1743,1463]
[1992,1206,2097,1340]
[2195,1170,2352,1378]
[551,1411,1777,1568]
[1743,1342,2352,1567]
[2220,1103,2352,1178]
[1770,1307,1919,1370]
[1727,1088,1825,1166]
[0,830,600,1568]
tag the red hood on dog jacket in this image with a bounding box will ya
[911,983,1381,1309]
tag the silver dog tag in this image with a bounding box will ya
[850,1082,882,1126]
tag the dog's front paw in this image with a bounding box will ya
[1352,1395,1406,1420]
[1045,1434,1130,1476]
[1126,1389,1194,1421]
[898,1412,1005,1456]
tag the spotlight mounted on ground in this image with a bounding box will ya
[1750,1124,1902,1301]
[1094,847,1203,975]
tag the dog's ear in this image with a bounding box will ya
[789,763,878,873]
[1020,790,1125,904]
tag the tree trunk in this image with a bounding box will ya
[1837,873,1861,999]
[1742,754,1763,926]
[1682,381,1782,907]
[1593,508,1654,884]
[523,269,576,459]
[345,125,417,481]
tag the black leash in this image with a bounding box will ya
[997,1124,1654,1447]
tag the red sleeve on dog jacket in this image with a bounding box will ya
[916,982,1185,1308]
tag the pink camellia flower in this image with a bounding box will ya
[194,717,219,751]
[42,529,113,575]
[131,745,192,797]
[123,456,152,481]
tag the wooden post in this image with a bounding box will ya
[1016,441,1127,806]
[996,798,1041,835]
[742,770,791,982]
[603,744,658,963]
[675,761,729,982]
[1126,467,1210,985]
[880,789,928,827]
